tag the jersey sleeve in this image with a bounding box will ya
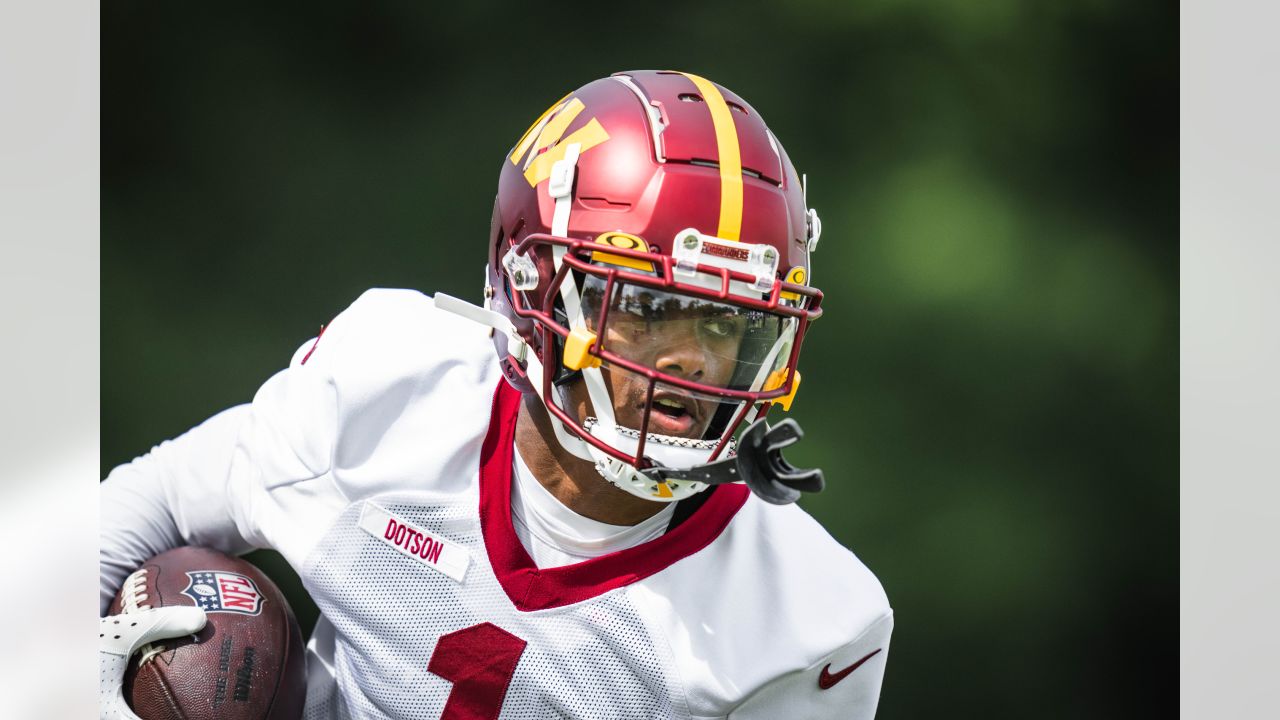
[728,610,893,720]
[99,300,347,614]
[100,288,500,614]
[100,405,255,613]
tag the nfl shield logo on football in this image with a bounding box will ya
[181,570,265,615]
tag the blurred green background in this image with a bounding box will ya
[103,2,1175,718]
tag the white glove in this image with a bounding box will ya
[99,606,207,720]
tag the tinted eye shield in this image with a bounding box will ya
[581,280,786,390]
[507,232,822,399]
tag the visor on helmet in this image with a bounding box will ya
[578,274,795,394]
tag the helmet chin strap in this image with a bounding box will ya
[580,418,715,503]
[541,142,604,465]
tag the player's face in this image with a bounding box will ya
[576,281,785,439]
[597,310,741,438]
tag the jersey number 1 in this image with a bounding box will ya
[428,622,528,720]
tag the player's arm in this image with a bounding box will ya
[728,611,894,720]
[101,405,251,614]
[100,333,338,616]
[101,288,476,616]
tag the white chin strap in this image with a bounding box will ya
[583,418,725,503]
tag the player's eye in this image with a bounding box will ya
[700,318,740,339]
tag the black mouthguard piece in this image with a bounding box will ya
[641,418,825,505]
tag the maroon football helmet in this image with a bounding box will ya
[474,70,824,503]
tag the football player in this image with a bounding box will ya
[101,70,893,719]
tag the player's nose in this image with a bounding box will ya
[653,334,708,382]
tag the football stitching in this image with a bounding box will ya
[146,660,190,720]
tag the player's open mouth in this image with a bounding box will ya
[645,393,700,436]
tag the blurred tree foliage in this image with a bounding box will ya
[103,1,1174,717]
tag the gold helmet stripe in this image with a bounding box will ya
[678,72,744,241]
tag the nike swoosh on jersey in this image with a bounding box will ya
[817,648,883,690]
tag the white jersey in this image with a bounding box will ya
[509,446,677,569]
[101,289,893,720]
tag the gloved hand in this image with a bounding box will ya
[99,606,206,720]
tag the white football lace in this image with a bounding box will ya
[121,568,151,612]
[120,568,165,664]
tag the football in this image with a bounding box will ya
[108,546,306,720]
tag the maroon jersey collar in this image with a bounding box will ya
[478,379,749,612]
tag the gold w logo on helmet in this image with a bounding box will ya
[509,95,610,187]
